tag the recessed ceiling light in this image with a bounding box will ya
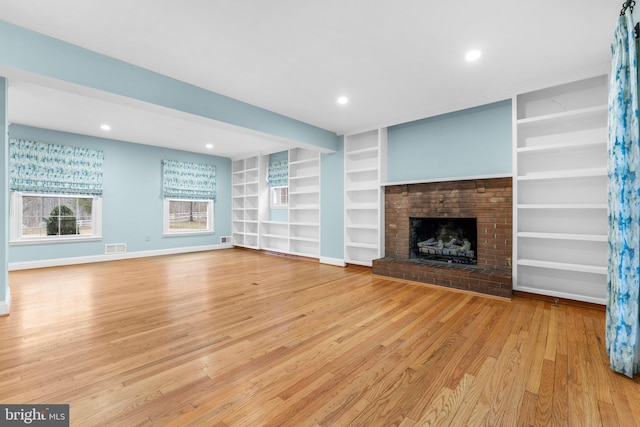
[465,50,482,62]
[337,96,349,105]
[100,124,111,131]
[205,143,213,149]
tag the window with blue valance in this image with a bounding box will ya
[9,138,104,195]
[267,160,288,187]
[162,159,216,200]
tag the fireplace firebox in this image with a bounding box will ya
[410,218,477,264]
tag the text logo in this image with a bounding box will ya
[0,405,69,426]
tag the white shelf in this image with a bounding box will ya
[346,224,379,230]
[516,105,607,126]
[517,203,607,210]
[289,190,319,195]
[289,174,319,180]
[289,236,319,243]
[346,204,379,210]
[346,187,379,193]
[346,146,378,156]
[517,139,606,154]
[514,74,608,303]
[517,232,606,242]
[261,233,288,240]
[289,205,320,210]
[289,158,317,166]
[518,259,606,275]
[517,167,606,181]
[346,242,378,249]
[346,166,379,175]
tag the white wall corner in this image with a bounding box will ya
[320,257,346,267]
[0,286,11,316]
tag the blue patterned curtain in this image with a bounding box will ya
[162,160,216,200]
[9,139,104,195]
[267,160,288,187]
[606,11,640,378]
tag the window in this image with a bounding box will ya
[10,193,102,243]
[270,186,289,208]
[163,198,214,235]
[9,139,104,244]
[161,159,217,236]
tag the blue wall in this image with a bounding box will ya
[8,125,231,263]
[387,100,512,183]
[320,137,344,260]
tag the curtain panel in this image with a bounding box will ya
[606,11,640,378]
[267,160,288,187]
[162,160,216,200]
[9,138,104,195]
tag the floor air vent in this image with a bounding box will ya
[105,243,127,255]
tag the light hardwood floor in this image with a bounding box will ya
[1,248,639,426]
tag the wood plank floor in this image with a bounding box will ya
[1,248,639,426]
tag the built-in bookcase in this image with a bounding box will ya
[344,128,387,266]
[256,148,321,259]
[513,74,608,304]
[288,148,321,257]
[231,156,260,249]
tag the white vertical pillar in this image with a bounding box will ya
[0,77,9,316]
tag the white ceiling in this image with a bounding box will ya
[0,0,621,158]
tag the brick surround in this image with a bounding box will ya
[372,178,512,298]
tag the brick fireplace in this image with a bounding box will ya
[372,177,512,298]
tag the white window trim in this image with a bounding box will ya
[9,192,103,245]
[163,198,215,236]
[270,186,289,208]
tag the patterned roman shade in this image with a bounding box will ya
[9,138,104,195]
[267,160,288,187]
[162,160,216,200]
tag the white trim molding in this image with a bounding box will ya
[0,286,11,316]
[381,172,512,187]
[514,285,606,306]
[8,243,233,271]
[320,257,346,267]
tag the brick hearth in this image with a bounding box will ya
[372,178,512,298]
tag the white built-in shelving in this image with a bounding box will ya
[344,128,387,266]
[257,148,321,259]
[231,156,260,249]
[260,220,289,253]
[513,74,608,304]
[288,148,321,258]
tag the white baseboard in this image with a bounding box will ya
[320,257,346,267]
[8,244,234,271]
[514,285,606,306]
[0,286,11,316]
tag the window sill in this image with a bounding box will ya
[10,236,103,246]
